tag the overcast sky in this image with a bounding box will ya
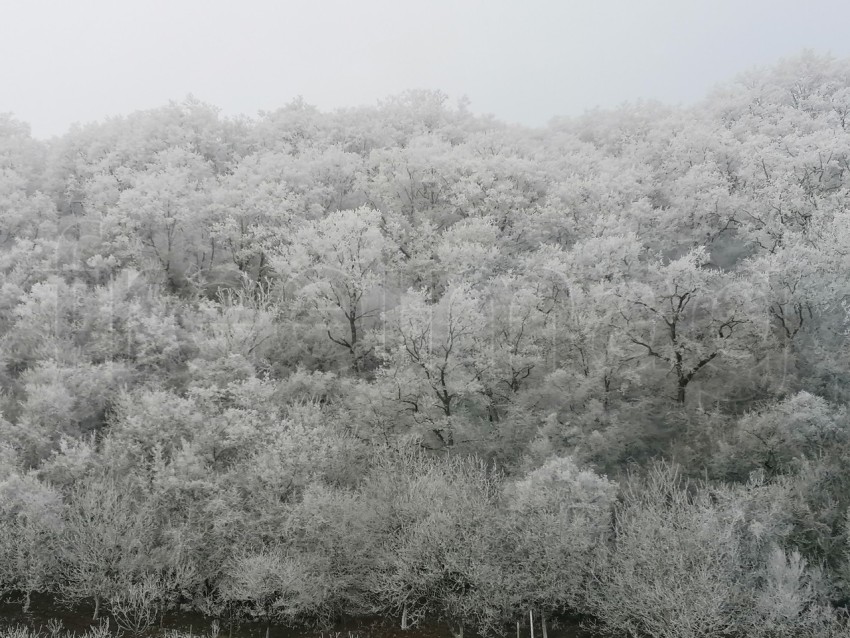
[3,0,850,138]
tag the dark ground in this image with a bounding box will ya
[0,594,598,638]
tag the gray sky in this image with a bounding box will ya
[3,0,850,138]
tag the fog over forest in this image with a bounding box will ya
[3,51,850,638]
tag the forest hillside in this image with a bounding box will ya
[2,52,850,637]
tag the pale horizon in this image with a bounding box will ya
[4,0,850,138]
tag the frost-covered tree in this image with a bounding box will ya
[272,206,395,372]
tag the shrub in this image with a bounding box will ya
[0,472,63,611]
[220,547,331,627]
[587,462,746,638]
[498,456,617,621]
[362,448,503,635]
[58,475,160,620]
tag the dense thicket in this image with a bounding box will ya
[3,52,850,636]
